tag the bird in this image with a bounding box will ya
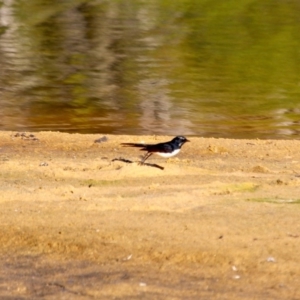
[121,136,190,164]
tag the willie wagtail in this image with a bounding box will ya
[121,136,190,164]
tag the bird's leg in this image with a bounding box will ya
[139,152,153,165]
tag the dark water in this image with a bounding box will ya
[1,0,300,139]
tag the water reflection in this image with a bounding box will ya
[1,0,300,138]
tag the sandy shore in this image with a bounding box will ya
[0,131,300,299]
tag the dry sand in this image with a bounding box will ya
[0,131,300,299]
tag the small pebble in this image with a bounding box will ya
[267,256,276,262]
[139,282,147,287]
[94,136,108,143]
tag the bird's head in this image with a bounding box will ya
[173,136,190,147]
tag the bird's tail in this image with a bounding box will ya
[121,143,147,148]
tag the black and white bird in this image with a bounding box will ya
[121,136,190,164]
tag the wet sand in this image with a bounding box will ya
[0,131,300,299]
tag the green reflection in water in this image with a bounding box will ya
[1,0,300,138]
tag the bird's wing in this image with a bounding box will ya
[146,142,173,153]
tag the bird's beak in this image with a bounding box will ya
[186,139,190,142]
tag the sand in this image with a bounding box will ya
[0,131,300,299]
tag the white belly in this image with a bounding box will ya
[156,149,180,158]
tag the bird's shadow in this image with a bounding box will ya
[112,157,164,170]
